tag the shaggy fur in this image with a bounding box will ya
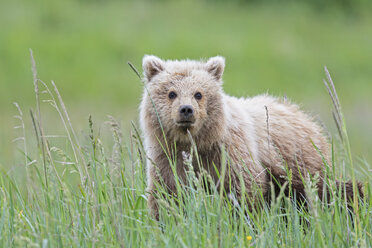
[139,55,362,219]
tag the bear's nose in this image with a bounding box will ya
[179,105,194,119]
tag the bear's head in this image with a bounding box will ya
[141,55,226,145]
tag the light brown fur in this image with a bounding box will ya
[139,55,360,219]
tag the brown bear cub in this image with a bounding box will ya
[139,55,362,219]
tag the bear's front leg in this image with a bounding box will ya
[147,188,159,220]
[146,159,185,220]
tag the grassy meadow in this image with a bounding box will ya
[0,0,371,247]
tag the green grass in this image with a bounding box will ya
[0,1,371,247]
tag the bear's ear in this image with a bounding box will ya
[205,56,225,81]
[142,55,165,82]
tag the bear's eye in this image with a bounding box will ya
[168,91,177,99]
[194,92,202,100]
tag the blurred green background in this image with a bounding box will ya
[1,0,372,168]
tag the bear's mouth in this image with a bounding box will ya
[176,121,194,127]
[176,121,194,134]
